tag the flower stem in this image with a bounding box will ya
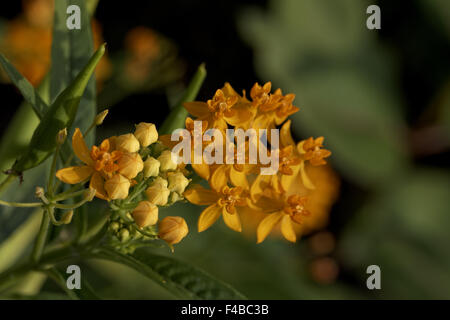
[0,199,42,207]
[31,210,50,264]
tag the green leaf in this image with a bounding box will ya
[51,0,98,148]
[0,54,48,119]
[12,44,105,173]
[46,268,101,300]
[159,64,207,135]
[92,248,246,300]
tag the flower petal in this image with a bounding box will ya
[191,162,210,180]
[209,165,228,193]
[184,184,219,205]
[198,203,222,232]
[280,120,295,148]
[222,208,242,232]
[229,166,249,189]
[256,211,284,243]
[90,171,108,200]
[72,128,94,166]
[300,161,315,190]
[183,101,210,118]
[281,215,297,243]
[56,165,93,184]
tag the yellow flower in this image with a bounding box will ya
[145,183,170,206]
[134,122,158,147]
[167,171,190,195]
[184,166,248,232]
[250,82,299,130]
[255,193,310,243]
[158,216,189,245]
[115,133,140,153]
[131,200,158,228]
[55,128,141,200]
[183,87,253,131]
[143,156,160,178]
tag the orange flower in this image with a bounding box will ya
[184,87,253,131]
[250,82,299,130]
[184,165,248,232]
[56,128,143,200]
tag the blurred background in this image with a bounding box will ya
[0,0,449,299]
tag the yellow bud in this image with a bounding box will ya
[119,228,130,242]
[118,153,144,179]
[60,210,74,224]
[143,157,160,178]
[35,186,45,199]
[157,150,178,172]
[56,128,67,145]
[151,176,168,188]
[104,174,130,200]
[116,133,140,153]
[158,216,188,245]
[167,172,190,194]
[145,184,170,206]
[169,191,183,203]
[131,201,158,228]
[95,109,109,125]
[134,122,158,147]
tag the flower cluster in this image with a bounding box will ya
[55,120,190,250]
[177,82,334,243]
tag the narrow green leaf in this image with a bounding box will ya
[159,64,206,135]
[0,54,48,119]
[51,0,98,149]
[12,44,105,173]
[93,248,246,300]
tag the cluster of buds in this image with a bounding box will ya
[55,116,192,251]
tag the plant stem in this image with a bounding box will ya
[0,175,16,195]
[31,210,50,264]
[0,199,42,208]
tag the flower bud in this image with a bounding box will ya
[115,133,140,153]
[95,109,109,125]
[134,122,158,147]
[168,191,183,204]
[56,128,67,145]
[131,201,158,228]
[109,221,120,232]
[60,210,74,224]
[157,150,178,172]
[151,176,168,188]
[143,157,160,178]
[158,216,188,245]
[119,228,130,242]
[167,172,190,194]
[118,153,144,179]
[145,184,170,206]
[104,174,130,200]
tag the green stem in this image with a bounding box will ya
[31,210,50,264]
[159,63,207,135]
[0,199,42,208]
[47,145,60,195]
[0,175,16,195]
